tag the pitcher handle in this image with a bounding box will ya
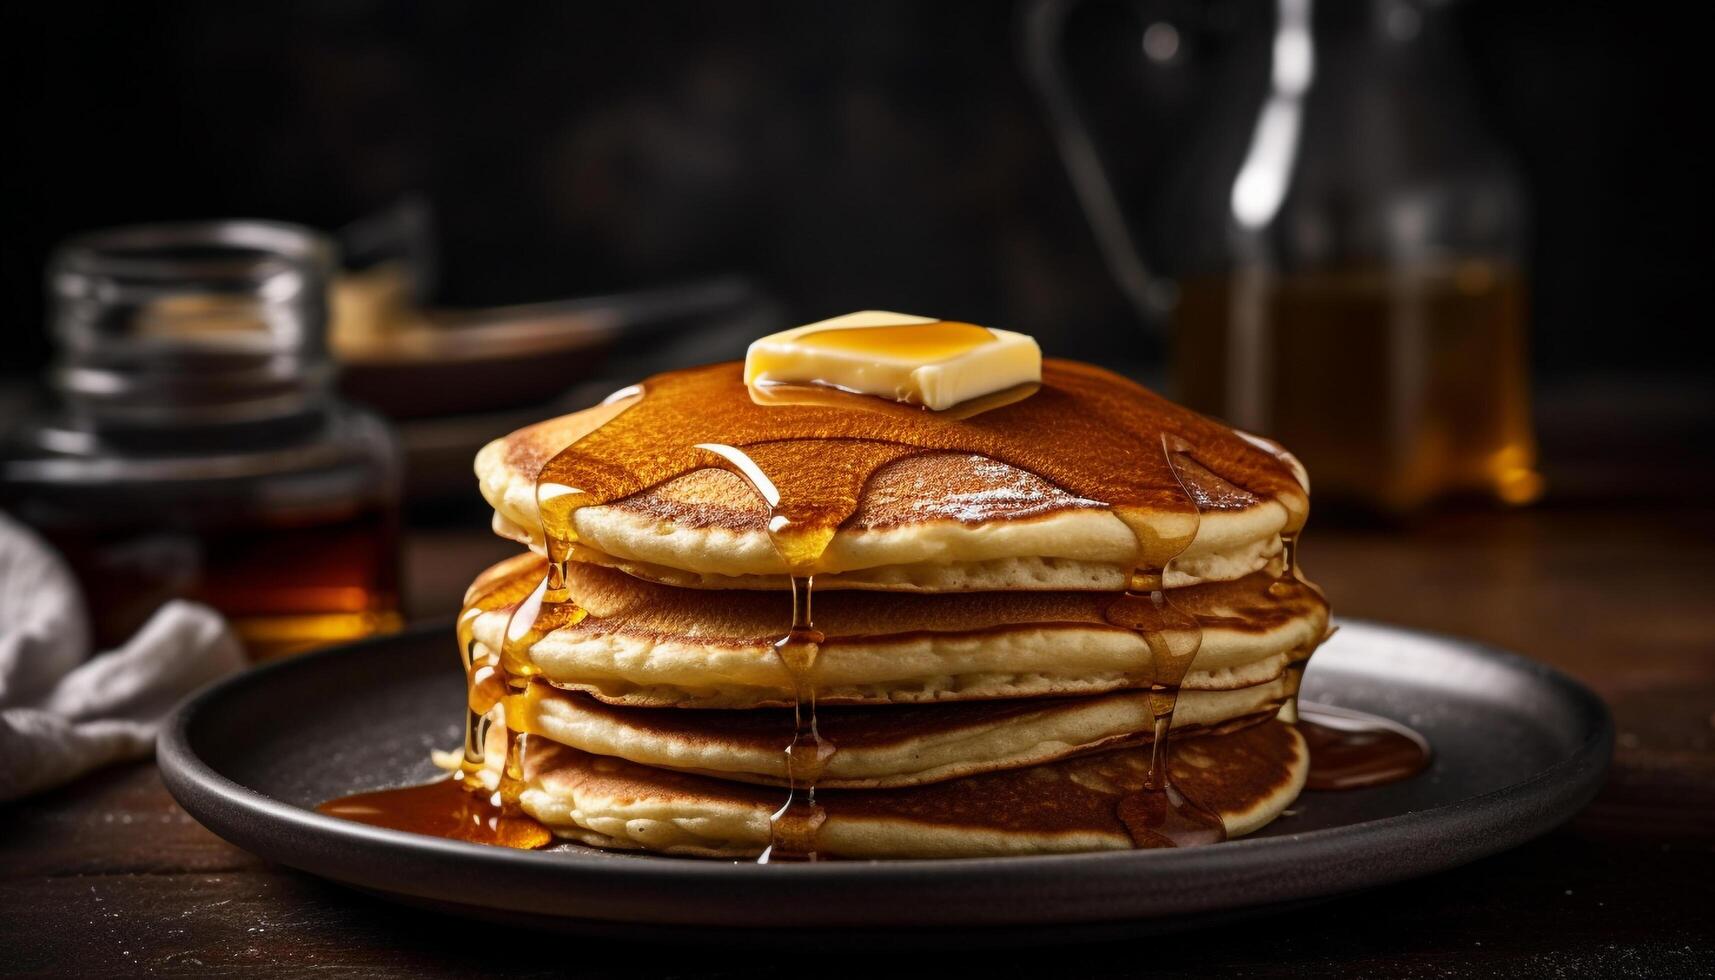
[1018,0,1172,324]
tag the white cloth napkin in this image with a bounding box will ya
[0,512,244,800]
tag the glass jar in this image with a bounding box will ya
[1026,0,1542,513]
[1,221,403,660]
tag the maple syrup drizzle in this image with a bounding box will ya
[695,442,839,862]
[1259,523,1427,787]
[523,360,1304,533]
[1272,531,1315,723]
[1109,435,1225,847]
[315,776,553,848]
[1249,436,1318,726]
[315,552,558,848]
[762,574,833,862]
[457,386,646,824]
[1298,703,1432,790]
[1261,517,1427,788]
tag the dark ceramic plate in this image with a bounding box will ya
[158,620,1610,943]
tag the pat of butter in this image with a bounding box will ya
[744,311,1041,410]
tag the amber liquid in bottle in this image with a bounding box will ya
[30,499,400,660]
[1174,261,1540,514]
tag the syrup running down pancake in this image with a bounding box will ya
[518,680,1297,789]
[515,719,1310,859]
[461,553,1328,708]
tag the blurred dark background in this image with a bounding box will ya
[5,0,1710,377]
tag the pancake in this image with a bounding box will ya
[479,447,1293,590]
[474,361,1310,590]
[516,718,1309,858]
[467,554,1328,708]
[519,683,1292,789]
[486,469,1286,592]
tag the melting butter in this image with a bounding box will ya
[745,311,1042,411]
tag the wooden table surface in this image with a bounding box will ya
[4,495,1712,977]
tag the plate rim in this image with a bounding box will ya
[157,618,1613,929]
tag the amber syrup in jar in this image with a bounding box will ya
[0,221,402,659]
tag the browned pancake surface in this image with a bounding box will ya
[532,684,1271,754]
[525,718,1303,837]
[499,447,1268,535]
[483,555,1326,648]
[493,360,1302,537]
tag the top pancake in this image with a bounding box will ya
[476,361,1310,590]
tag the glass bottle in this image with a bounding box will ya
[1,221,403,659]
[1026,0,1542,513]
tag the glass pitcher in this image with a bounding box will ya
[1023,0,1541,513]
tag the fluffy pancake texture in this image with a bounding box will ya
[477,415,1299,589]
[516,719,1308,859]
[467,554,1329,708]
[522,685,1291,789]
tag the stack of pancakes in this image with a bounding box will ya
[461,360,1329,859]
